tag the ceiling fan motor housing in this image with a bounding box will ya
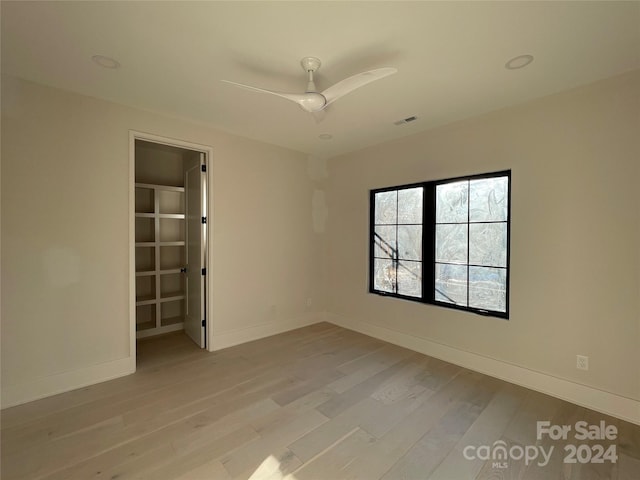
[298,92,326,112]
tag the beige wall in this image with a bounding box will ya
[1,77,324,405]
[2,70,638,414]
[326,70,640,402]
[135,141,188,187]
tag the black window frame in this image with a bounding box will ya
[369,170,511,319]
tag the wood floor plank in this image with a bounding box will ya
[3,357,249,453]
[502,389,564,447]
[564,407,618,480]
[315,354,443,419]
[174,458,231,480]
[369,354,433,404]
[380,373,497,480]
[360,388,439,439]
[219,386,333,478]
[232,447,301,480]
[336,370,482,480]
[335,343,397,375]
[2,324,639,480]
[1,353,247,451]
[31,377,297,480]
[289,385,436,467]
[138,425,260,480]
[171,398,281,457]
[518,400,580,480]
[429,382,528,480]
[618,415,640,460]
[329,345,415,393]
[472,435,528,480]
[4,345,342,477]
[270,368,344,407]
[288,397,381,463]
[42,385,287,480]
[1,345,236,431]
[617,452,640,480]
[249,389,334,437]
[292,427,377,480]
[220,409,328,478]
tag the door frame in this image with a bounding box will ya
[129,130,214,363]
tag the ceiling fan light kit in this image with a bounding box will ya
[222,56,397,114]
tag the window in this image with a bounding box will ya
[370,171,510,319]
[372,186,424,298]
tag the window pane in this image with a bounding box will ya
[397,260,421,297]
[397,225,422,261]
[436,224,467,264]
[398,187,423,224]
[374,226,396,259]
[469,223,507,267]
[375,191,397,224]
[435,263,467,306]
[469,177,508,222]
[374,259,395,293]
[469,266,507,312]
[436,181,468,223]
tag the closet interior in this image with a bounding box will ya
[134,139,206,346]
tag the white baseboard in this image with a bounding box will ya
[210,313,322,351]
[326,313,640,426]
[1,356,136,409]
[1,315,321,409]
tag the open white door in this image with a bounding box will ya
[184,156,206,348]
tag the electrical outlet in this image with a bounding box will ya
[577,355,589,371]
[306,298,312,307]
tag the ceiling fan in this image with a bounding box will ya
[222,57,397,113]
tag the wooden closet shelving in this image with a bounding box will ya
[134,183,186,338]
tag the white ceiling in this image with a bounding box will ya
[2,1,639,158]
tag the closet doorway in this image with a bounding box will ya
[130,132,211,359]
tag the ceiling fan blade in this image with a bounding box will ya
[221,80,307,103]
[221,80,326,112]
[321,67,397,106]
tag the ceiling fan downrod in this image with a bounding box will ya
[301,57,321,94]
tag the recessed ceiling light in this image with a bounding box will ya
[91,55,120,69]
[318,134,333,140]
[505,54,534,70]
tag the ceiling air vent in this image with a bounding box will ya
[393,115,417,126]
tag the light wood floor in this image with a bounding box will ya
[2,323,639,480]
